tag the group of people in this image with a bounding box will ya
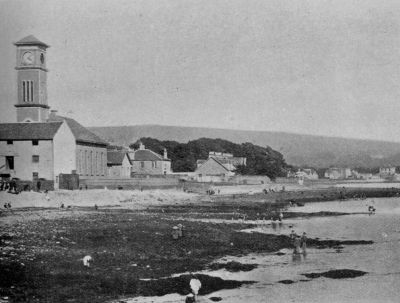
[368,205,376,215]
[290,230,307,255]
[0,179,18,192]
[172,224,184,239]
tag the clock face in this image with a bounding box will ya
[22,52,34,64]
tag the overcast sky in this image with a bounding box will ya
[1,0,400,141]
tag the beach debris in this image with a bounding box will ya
[82,255,93,267]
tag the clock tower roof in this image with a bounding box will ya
[14,35,49,48]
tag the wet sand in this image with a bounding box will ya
[0,187,379,303]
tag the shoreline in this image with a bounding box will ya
[0,187,381,302]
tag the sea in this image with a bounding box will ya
[120,197,400,303]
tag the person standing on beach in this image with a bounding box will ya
[300,232,307,254]
[293,236,301,254]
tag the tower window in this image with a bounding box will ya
[7,140,13,145]
[22,81,34,102]
[32,155,39,163]
[32,140,39,146]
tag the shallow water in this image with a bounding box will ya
[121,198,400,303]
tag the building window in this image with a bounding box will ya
[7,140,13,145]
[6,156,14,170]
[152,161,157,168]
[32,155,39,163]
[140,162,145,168]
[90,151,93,176]
[33,172,39,178]
[32,140,39,146]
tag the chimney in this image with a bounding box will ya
[139,142,145,150]
[49,110,58,120]
[163,148,168,159]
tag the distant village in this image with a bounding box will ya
[288,166,399,182]
[0,36,399,191]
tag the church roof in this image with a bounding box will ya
[0,122,63,140]
[129,149,170,161]
[107,151,131,166]
[48,115,108,146]
[14,35,49,48]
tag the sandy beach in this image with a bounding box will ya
[1,184,399,302]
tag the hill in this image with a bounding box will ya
[89,125,400,168]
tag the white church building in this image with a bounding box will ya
[0,35,108,189]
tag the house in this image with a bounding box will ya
[295,168,319,180]
[207,152,246,167]
[194,157,235,182]
[107,151,132,178]
[128,143,172,175]
[194,151,246,182]
[324,167,352,180]
[379,166,396,177]
[0,35,108,189]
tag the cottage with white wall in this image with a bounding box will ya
[128,143,172,175]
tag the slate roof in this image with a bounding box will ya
[107,151,130,166]
[48,115,108,146]
[0,122,63,140]
[129,149,170,161]
[195,157,231,173]
[14,35,49,48]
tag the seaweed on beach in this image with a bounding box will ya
[137,274,255,296]
[208,261,257,272]
[302,269,367,280]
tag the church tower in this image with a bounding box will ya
[14,35,50,122]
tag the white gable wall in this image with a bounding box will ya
[53,121,76,188]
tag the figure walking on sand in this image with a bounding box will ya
[293,235,301,254]
[300,232,307,254]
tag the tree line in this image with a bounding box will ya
[129,137,288,180]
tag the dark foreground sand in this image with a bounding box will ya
[2,185,396,302]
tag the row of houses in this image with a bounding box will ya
[107,143,171,177]
[290,166,399,181]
